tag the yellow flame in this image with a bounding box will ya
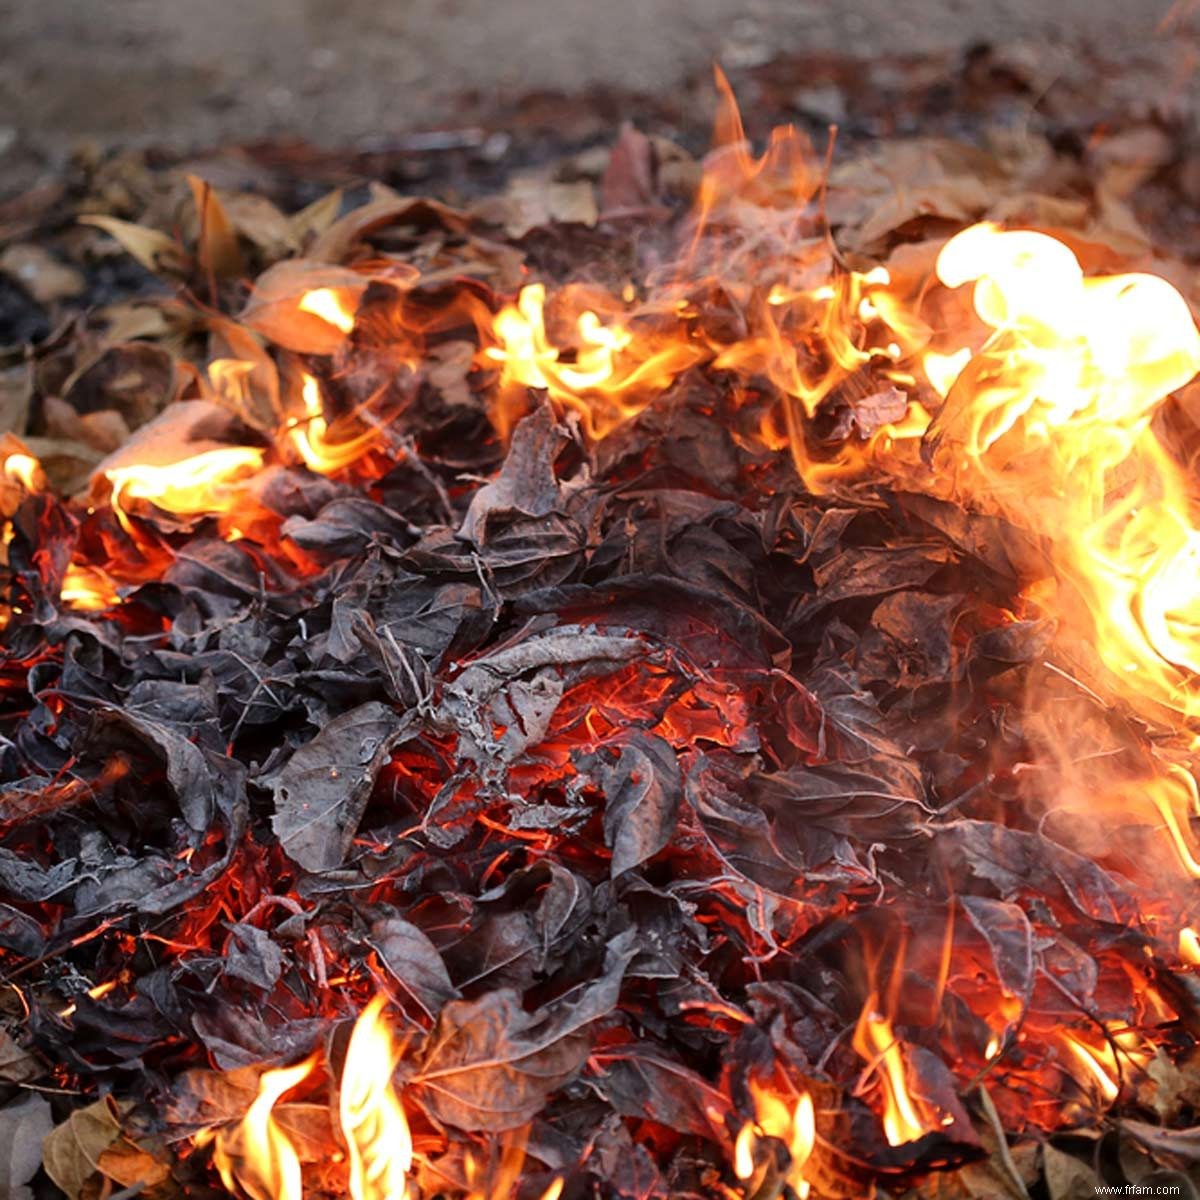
[106,447,264,533]
[3,454,42,492]
[928,224,1200,721]
[923,348,971,399]
[285,374,377,474]
[298,288,356,334]
[1146,765,1200,877]
[732,1122,756,1181]
[1181,926,1200,964]
[484,282,701,439]
[339,994,412,1200]
[1059,1032,1119,1104]
[59,564,120,611]
[210,1055,318,1200]
[738,1082,815,1196]
[853,1000,927,1146]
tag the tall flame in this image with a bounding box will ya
[339,994,412,1200]
[927,224,1200,720]
[853,999,928,1147]
[205,997,411,1200]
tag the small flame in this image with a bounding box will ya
[285,374,377,474]
[339,994,412,1200]
[106,447,264,532]
[732,1122,756,1181]
[1059,1032,1120,1104]
[60,564,120,612]
[853,999,927,1146]
[738,1081,815,1197]
[3,453,42,492]
[1181,926,1200,964]
[298,288,357,334]
[483,282,700,439]
[210,1054,318,1200]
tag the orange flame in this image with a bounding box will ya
[60,563,121,612]
[106,447,264,532]
[852,999,928,1147]
[1180,926,1200,964]
[483,282,701,440]
[1057,1032,1120,1105]
[210,1055,319,1200]
[285,374,377,474]
[928,223,1200,720]
[735,1081,815,1196]
[204,998,412,1200]
[298,288,357,335]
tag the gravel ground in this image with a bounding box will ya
[0,0,1194,165]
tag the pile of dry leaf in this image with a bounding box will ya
[0,45,1198,1200]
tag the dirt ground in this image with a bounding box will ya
[0,0,1196,169]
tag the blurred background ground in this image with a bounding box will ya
[0,0,1197,194]
[2,0,1199,348]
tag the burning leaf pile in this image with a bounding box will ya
[4,68,1200,1200]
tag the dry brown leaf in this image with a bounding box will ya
[309,193,470,264]
[240,259,368,355]
[96,1139,175,1195]
[0,364,32,437]
[830,139,1002,253]
[289,189,344,247]
[601,123,656,214]
[472,176,598,238]
[78,216,190,278]
[187,175,245,281]
[0,1029,38,1084]
[207,317,283,432]
[1042,1144,1099,1200]
[0,244,85,304]
[220,191,298,260]
[0,1094,53,1200]
[22,434,106,496]
[986,193,1091,229]
[77,410,132,454]
[95,301,173,346]
[62,341,176,432]
[42,1097,128,1200]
